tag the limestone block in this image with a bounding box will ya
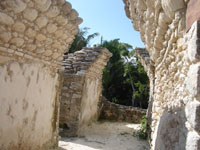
[0,32,12,42]
[23,8,38,22]
[36,0,51,12]
[54,30,63,38]
[186,100,200,133]
[10,38,24,47]
[44,50,53,56]
[62,2,72,15]
[36,34,46,41]
[25,44,36,51]
[47,23,57,33]
[186,64,200,101]
[46,6,60,18]
[13,22,26,33]
[69,9,78,21]
[36,16,48,29]
[161,0,185,18]
[4,0,27,13]
[26,28,36,38]
[56,16,68,25]
[0,12,14,26]
[187,21,200,62]
[52,52,60,59]
[186,131,200,150]
[34,0,47,5]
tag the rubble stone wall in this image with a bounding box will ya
[123,0,200,149]
[60,48,112,137]
[0,0,81,149]
[98,96,146,123]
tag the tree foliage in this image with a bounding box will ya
[68,27,99,53]
[68,28,149,109]
[101,39,149,108]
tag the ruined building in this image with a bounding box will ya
[0,0,200,150]
[123,0,200,149]
[0,0,82,149]
[59,48,112,137]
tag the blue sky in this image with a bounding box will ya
[67,0,145,49]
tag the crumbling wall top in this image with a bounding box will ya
[62,48,112,77]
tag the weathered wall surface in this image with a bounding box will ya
[98,96,146,123]
[0,0,81,149]
[0,61,59,150]
[123,0,200,149]
[60,48,112,137]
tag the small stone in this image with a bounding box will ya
[13,22,26,33]
[25,44,36,51]
[34,0,47,5]
[52,52,60,59]
[47,23,57,33]
[36,34,46,41]
[10,38,24,47]
[56,15,68,25]
[23,8,38,22]
[26,28,36,38]
[0,12,14,26]
[35,48,45,54]
[36,16,48,29]
[54,30,63,38]
[44,50,53,56]
[69,9,78,20]
[0,32,12,42]
[36,0,51,12]
[62,2,72,15]
[46,6,60,18]
[5,0,27,13]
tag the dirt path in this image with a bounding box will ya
[59,121,149,150]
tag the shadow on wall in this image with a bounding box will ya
[154,108,187,150]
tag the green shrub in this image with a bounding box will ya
[133,115,148,140]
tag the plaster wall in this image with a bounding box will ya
[0,60,59,150]
[79,75,102,134]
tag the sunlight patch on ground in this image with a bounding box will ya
[125,123,141,130]
[59,122,149,150]
[59,140,100,150]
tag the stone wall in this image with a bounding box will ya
[98,96,146,123]
[123,0,200,149]
[0,0,81,149]
[59,48,112,137]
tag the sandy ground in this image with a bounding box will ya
[59,121,149,150]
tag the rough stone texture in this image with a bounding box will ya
[0,0,82,68]
[0,1,81,150]
[98,96,146,123]
[59,48,112,137]
[123,0,200,149]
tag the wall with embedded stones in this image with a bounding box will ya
[59,48,112,137]
[123,0,200,149]
[98,96,146,123]
[0,0,81,149]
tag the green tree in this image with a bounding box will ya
[68,27,99,53]
[101,39,149,108]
